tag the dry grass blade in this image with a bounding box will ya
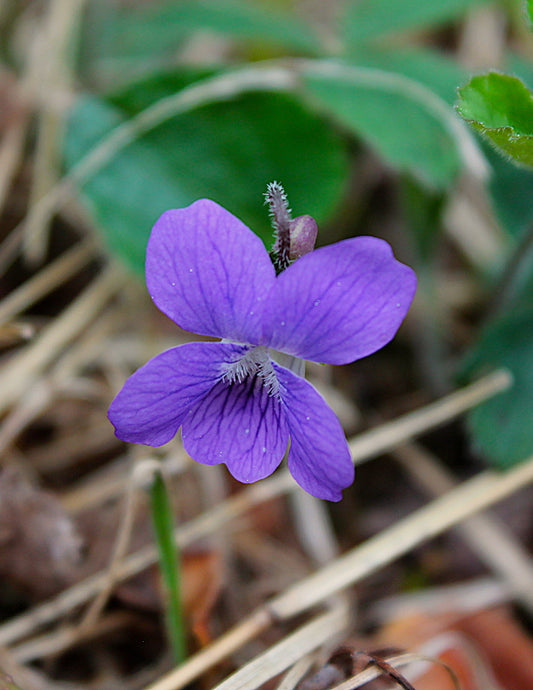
[75,465,140,633]
[270,455,533,619]
[289,490,339,565]
[371,577,509,622]
[0,265,126,415]
[210,602,350,690]
[0,58,33,218]
[0,309,119,458]
[0,113,27,214]
[395,442,533,615]
[0,669,26,690]
[0,647,48,690]
[23,0,87,264]
[275,656,315,690]
[11,612,134,666]
[327,652,455,690]
[140,454,533,690]
[0,239,96,326]
[0,370,511,653]
[348,368,511,463]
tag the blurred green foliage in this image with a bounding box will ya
[69,0,490,272]
[455,12,533,472]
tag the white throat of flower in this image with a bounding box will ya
[223,345,280,396]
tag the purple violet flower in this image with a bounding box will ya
[108,199,416,501]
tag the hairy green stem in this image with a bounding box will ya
[149,471,186,664]
[265,181,292,273]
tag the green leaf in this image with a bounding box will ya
[345,46,470,104]
[301,62,467,189]
[399,177,445,260]
[88,0,320,63]
[460,63,533,466]
[464,304,533,468]
[342,0,488,46]
[64,96,184,272]
[64,77,349,273]
[485,142,533,240]
[528,0,533,26]
[457,72,533,167]
[479,57,533,239]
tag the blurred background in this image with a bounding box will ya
[0,1,533,689]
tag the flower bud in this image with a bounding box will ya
[288,215,318,259]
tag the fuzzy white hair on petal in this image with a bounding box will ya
[223,346,280,397]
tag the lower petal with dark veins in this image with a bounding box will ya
[182,373,289,483]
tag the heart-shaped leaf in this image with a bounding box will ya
[457,72,533,167]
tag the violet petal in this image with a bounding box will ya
[146,199,276,343]
[275,364,354,501]
[108,342,246,446]
[264,237,417,365]
[181,376,289,483]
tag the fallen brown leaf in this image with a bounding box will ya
[0,467,81,598]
